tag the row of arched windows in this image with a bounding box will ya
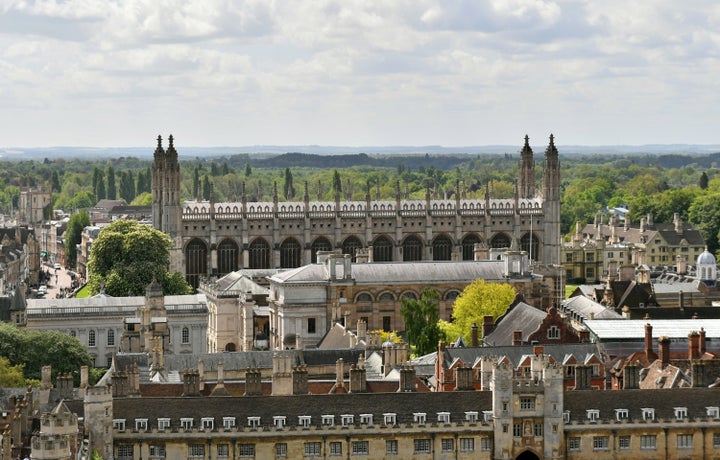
[184,233,540,288]
[355,290,460,302]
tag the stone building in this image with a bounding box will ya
[151,134,562,290]
[18,184,51,226]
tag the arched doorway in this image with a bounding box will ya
[515,450,540,460]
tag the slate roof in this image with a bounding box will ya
[433,343,603,370]
[269,260,510,285]
[483,302,547,346]
[585,319,720,341]
[561,295,623,321]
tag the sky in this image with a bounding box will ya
[1,0,719,149]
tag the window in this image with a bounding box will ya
[437,412,450,424]
[520,397,536,410]
[149,444,165,459]
[714,433,720,448]
[642,408,655,421]
[341,414,354,426]
[189,444,205,458]
[157,418,170,431]
[329,442,342,456]
[708,407,720,419]
[593,436,609,451]
[566,253,573,262]
[383,316,391,332]
[465,411,478,424]
[322,415,335,427]
[107,329,115,346]
[386,440,398,455]
[135,419,148,431]
[678,434,693,449]
[118,445,133,459]
[534,423,543,437]
[619,436,631,450]
[299,416,312,428]
[304,442,321,457]
[640,435,656,449]
[201,417,214,430]
[248,416,260,429]
[217,444,230,459]
[483,411,493,424]
[414,439,430,454]
[274,416,286,429]
[182,327,190,344]
[351,441,369,455]
[181,418,193,430]
[441,438,454,453]
[383,413,396,426]
[586,253,594,262]
[547,326,560,339]
[481,437,492,451]
[615,409,628,421]
[587,409,599,422]
[360,414,373,426]
[413,413,426,425]
[112,419,126,431]
[223,417,236,430]
[238,444,255,458]
[513,423,522,437]
[674,407,688,420]
[275,443,288,458]
[460,438,474,452]
[308,318,316,334]
[569,437,580,451]
[586,267,595,279]
[88,330,96,347]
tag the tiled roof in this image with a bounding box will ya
[484,302,546,346]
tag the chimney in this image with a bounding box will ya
[644,323,656,361]
[57,373,74,400]
[244,369,263,396]
[211,360,230,396]
[677,255,687,275]
[623,362,640,390]
[357,320,367,342]
[640,217,646,233]
[700,328,707,355]
[292,366,308,395]
[689,332,700,360]
[454,366,474,391]
[80,366,89,389]
[349,364,367,393]
[658,336,671,368]
[334,358,345,390]
[674,212,682,233]
[691,360,707,388]
[112,372,129,398]
[398,365,416,392]
[482,315,494,338]
[344,254,352,279]
[182,370,200,396]
[512,330,522,346]
[41,365,52,390]
[647,213,653,226]
[471,323,479,347]
[272,352,293,396]
[533,345,544,357]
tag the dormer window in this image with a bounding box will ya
[113,419,126,432]
[642,408,655,421]
[359,414,373,426]
[222,417,236,430]
[466,411,479,424]
[248,416,260,429]
[563,411,571,423]
[273,416,286,429]
[674,407,688,421]
[383,413,396,426]
[437,412,450,425]
[615,409,628,421]
[322,415,335,427]
[180,418,193,430]
[298,416,311,428]
[547,326,560,340]
[135,419,148,431]
[413,413,426,425]
[341,414,354,427]
[157,418,170,431]
[587,410,599,422]
[707,407,720,419]
[201,417,214,431]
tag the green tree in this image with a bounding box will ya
[689,192,720,255]
[439,279,516,343]
[202,175,211,200]
[0,322,93,382]
[699,171,709,190]
[93,166,105,201]
[70,191,96,210]
[130,192,152,206]
[87,220,192,296]
[51,170,61,193]
[119,170,135,203]
[245,162,252,177]
[106,165,116,200]
[0,356,26,387]
[333,170,342,194]
[65,210,91,267]
[284,167,295,200]
[193,166,200,198]
[400,288,441,356]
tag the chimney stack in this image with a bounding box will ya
[512,330,522,346]
[482,316,494,338]
[398,365,416,392]
[689,331,700,360]
[658,336,671,368]
[471,323,479,347]
[292,366,308,395]
[182,370,201,396]
[349,364,367,393]
[644,323,656,361]
[700,328,707,355]
[623,362,640,390]
[244,368,263,396]
[454,366,474,391]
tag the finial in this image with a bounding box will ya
[549,133,554,146]
[157,135,162,148]
[168,134,174,147]
[524,134,529,146]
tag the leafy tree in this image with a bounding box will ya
[284,167,295,200]
[0,322,93,382]
[193,166,200,198]
[400,288,441,356]
[106,165,116,200]
[211,162,220,177]
[245,162,252,177]
[689,192,720,255]
[699,171,709,190]
[70,191,96,210]
[202,175,211,200]
[51,170,61,193]
[119,170,135,203]
[87,220,192,296]
[92,166,105,201]
[130,192,152,206]
[333,170,342,194]
[0,356,26,387]
[65,210,91,267]
[439,279,516,343]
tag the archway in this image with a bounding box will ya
[342,236,363,262]
[311,237,333,263]
[280,237,302,268]
[248,238,271,269]
[217,238,239,276]
[515,450,540,460]
[224,342,237,352]
[432,234,453,261]
[373,235,393,262]
[185,238,208,289]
